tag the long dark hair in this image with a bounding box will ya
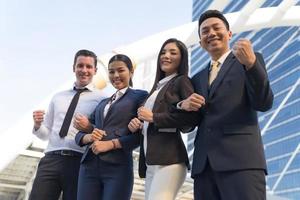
[108,54,134,87]
[149,38,189,94]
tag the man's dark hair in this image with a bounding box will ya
[73,49,98,68]
[198,10,230,35]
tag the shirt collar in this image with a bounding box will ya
[210,50,231,68]
[73,82,96,92]
[157,73,178,90]
[117,87,129,96]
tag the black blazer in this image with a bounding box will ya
[154,52,273,177]
[139,75,195,178]
[76,88,148,165]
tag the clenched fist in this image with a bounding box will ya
[128,117,143,133]
[82,128,107,144]
[91,140,113,154]
[232,38,256,69]
[181,93,205,111]
[73,113,93,133]
[33,110,45,130]
[137,107,153,122]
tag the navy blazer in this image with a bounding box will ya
[75,88,148,164]
[155,52,273,177]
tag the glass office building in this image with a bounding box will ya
[189,0,300,199]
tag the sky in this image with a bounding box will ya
[0,0,192,133]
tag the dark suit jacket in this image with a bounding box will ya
[75,88,148,165]
[154,52,273,178]
[192,52,273,177]
[139,75,195,178]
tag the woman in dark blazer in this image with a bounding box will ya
[128,38,195,200]
[74,54,148,200]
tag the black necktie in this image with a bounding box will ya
[59,88,87,138]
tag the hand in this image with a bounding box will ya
[91,128,106,141]
[82,128,107,144]
[33,110,45,130]
[74,113,93,133]
[232,38,256,69]
[181,93,205,111]
[128,117,143,133]
[137,107,153,122]
[91,140,113,154]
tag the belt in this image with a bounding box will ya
[45,150,83,157]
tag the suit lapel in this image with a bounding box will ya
[99,98,110,127]
[209,52,235,98]
[199,66,209,100]
[104,88,131,124]
[152,76,176,112]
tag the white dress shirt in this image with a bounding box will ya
[33,83,106,153]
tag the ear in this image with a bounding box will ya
[130,68,134,76]
[73,66,75,72]
[199,40,202,47]
[228,30,233,40]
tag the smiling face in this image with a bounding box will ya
[159,42,182,76]
[199,17,232,60]
[73,56,97,87]
[108,60,133,90]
